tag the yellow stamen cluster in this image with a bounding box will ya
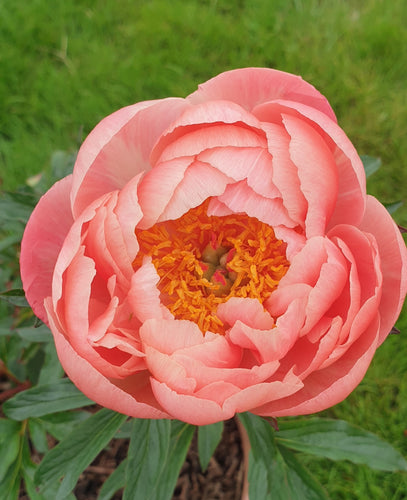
[134,200,290,334]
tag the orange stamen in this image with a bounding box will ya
[134,200,290,335]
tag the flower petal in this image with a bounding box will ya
[20,175,74,323]
[188,67,337,121]
[254,100,366,228]
[138,157,231,228]
[72,98,190,218]
[254,315,380,416]
[46,297,168,419]
[150,99,266,165]
[359,196,407,343]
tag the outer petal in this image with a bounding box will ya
[20,175,74,323]
[359,196,407,343]
[151,379,233,425]
[254,316,380,417]
[46,298,168,419]
[50,185,147,379]
[71,98,190,218]
[187,67,337,121]
[253,100,366,228]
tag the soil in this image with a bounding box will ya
[172,419,244,500]
[2,372,245,500]
[51,418,243,500]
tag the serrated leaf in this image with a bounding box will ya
[198,421,224,471]
[97,458,127,500]
[277,418,407,472]
[239,413,329,500]
[3,378,94,420]
[35,409,127,500]
[360,155,381,177]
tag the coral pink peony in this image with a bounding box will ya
[20,68,407,425]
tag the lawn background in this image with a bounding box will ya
[1,1,406,498]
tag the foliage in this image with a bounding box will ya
[0,152,406,498]
[1,1,407,496]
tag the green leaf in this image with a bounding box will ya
[238,413,279,499]
[0,317,14,336]
[15,323,53,343]
[97,458,127,500]
[198,421,224,471]
[114,419,133,438]
[0,430,25,500]
[124,419,171,500]
[21,438,46,500]
[0,190,37,227]
[0,288,29,307]
[277,418,407,472]
[3,378,94,420]
[385,200,403,214]
[360,155,381,177]
[25,344,46,385]
[157,420,195,500]
[0,233,21,252]
[275,444,330,500]
[0,418,21,437]
[50,150,77,181]
[239,413,329,500]
[0,419,21,481]
[35,408,127,500]
[28,419,50,455]
[38,411,91,441]
[37,341,64,385]
[124,419,194,500]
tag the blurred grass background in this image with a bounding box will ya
[0,0,406,498]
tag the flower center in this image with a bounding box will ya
[134,200,290,334]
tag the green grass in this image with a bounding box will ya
[1,0,407,498]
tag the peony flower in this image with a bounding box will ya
[20,68,407,425]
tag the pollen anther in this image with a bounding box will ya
[134,200,290,335]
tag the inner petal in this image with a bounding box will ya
[134,199,290,334]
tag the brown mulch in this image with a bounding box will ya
[172,419,244,500]
[18,417,244,499]
[71,418,244,500]
[3,374,245,499]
